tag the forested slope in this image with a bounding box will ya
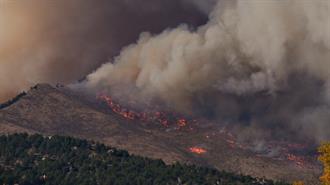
[0,134,289,185]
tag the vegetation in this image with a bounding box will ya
[319,143,330,185]
[0,133,289,185]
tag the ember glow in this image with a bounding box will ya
[98,94,315,168]
[97,94,192,128]
[189,147,207,154]
[286,154,305,168]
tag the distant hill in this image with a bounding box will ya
[0,84,322,184]
[0,133,289,185]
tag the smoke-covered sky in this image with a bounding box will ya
[1,0,329,143]
[0,0,208,101]
[86,0,330,143]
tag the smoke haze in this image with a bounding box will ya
[0,0,329,143]
[0,0,207,101]
[86,0,330,143]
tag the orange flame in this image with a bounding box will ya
[97,94,191,128]
[287,154,305,167]
[189,147,207,154]
[177,119,187,127]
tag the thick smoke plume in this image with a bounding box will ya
[86,0,330,143]
[0,0,207,101]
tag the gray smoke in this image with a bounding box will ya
[0,0,207,101]
[86,0,330,143]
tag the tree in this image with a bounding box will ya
[0,133,290,185]
[319,143,330,185]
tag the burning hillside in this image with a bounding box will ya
[84,0,330,148]
[0,0,328,184]
[97,94,193,129]
[0,0,328,149]
[0,84,322,184]
[97,92,318,171]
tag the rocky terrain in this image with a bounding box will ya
[0,84,322,184]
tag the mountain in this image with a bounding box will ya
[0,84,322,184]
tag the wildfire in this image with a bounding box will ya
[177,119,187,127]
[97,94,191,128]
[189,147,207,154]
[286,154,305,168]
[98,94,312,167]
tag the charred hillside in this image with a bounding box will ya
[0,84,322,184]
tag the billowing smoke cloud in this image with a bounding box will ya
[0,0,207,101]
[86,0,330,143]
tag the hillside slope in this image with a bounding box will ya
[0,133,289,185]
[0,84,322,184]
